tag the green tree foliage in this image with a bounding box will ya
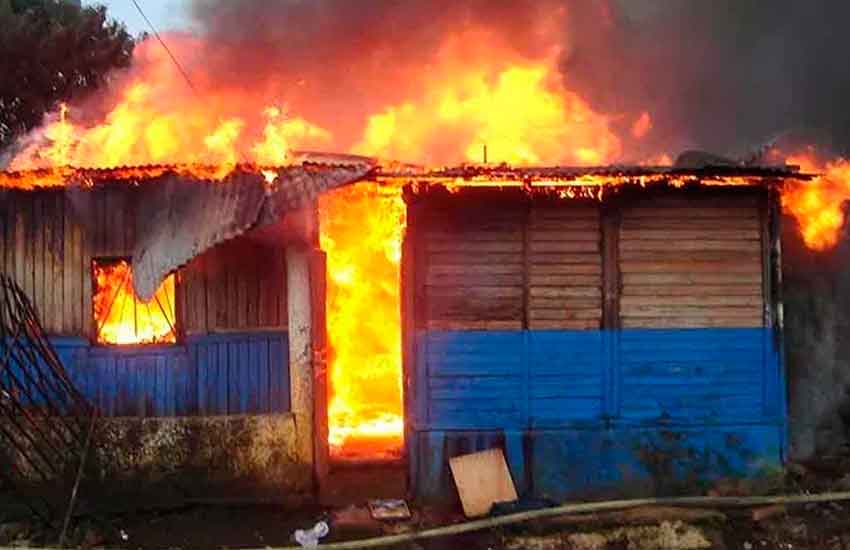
[0,0,134,150]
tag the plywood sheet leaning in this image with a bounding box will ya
[449,448,518,518]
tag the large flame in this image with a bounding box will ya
[17,18,850,461]
[93,259,176,345]
[319,182,406,460]
[351,29,623,165]
[9,38,332,175]
[781,149,850,251]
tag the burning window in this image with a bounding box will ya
[92,259,176,345]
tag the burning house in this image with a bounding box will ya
[7,0,850,516]
[0,155,805,501]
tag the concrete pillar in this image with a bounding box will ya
[287,244,314,467]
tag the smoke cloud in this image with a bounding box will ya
[185,0,850,159]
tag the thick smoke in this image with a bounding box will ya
[187,0,566,155]
[560,0,850,157]
[187,0,850,159]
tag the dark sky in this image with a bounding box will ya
[560,0,850,157]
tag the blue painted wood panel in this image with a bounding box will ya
[413,327,786,500]
[618,329,766,424]
[47,331,289,417]
[529,331,605,426]
[420,331,526,430]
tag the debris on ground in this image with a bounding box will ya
[330,504,383,535]
[293,520,329,548]
[505,520,716,550]
[368,498,411,520]
[752,504,787,522]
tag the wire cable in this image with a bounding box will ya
[129,0,198,95]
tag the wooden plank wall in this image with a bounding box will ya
[416,192,765,331]
[178,239,288,334]
[528,204,601,329]
[619,196,764,328]
[0,186,139,337]
[419,200,602,330]
[55,331,290,416]
[0,187,287,339]
[422,204,525,329]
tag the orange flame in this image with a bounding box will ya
[781,149,850,251]
[319,182,406,460]
[351,30,623,166]
[93,260,176,345]
[9,38,332,175]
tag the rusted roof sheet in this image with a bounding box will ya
[0,151,378,189]
[374,162,811,181]
[131,171,268,302]
[131,162,373,301]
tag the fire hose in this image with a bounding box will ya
[257,490,850,550]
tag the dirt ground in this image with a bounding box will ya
[4,497,850,549]
[4,459,850,549]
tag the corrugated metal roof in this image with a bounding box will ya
[0,152,379,190]
[131,162,373,301]
[374,163,812,181]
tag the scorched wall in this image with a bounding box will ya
[0,185,311,493]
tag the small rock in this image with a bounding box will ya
[744,542,753,550]
[751,505,786,522]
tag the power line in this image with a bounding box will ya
[129,0,198,95]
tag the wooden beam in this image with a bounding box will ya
[601,205,621,330]
[522,200,530,330]
[760,189,771,329]
[309,247,329,493]
[287,242,314,472]
[401,201,418,490]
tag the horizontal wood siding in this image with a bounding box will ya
[413,327,783,500]
[528,205,601,329]
[422,206,525,330]
[618,328,766,422]
[54,331,289,416]
[0,188,287,339]
[420,331,525,429]
[417,330,607,430]
[619,197,764,328]
[528,331,604,425]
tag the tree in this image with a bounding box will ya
[0,0,134,151]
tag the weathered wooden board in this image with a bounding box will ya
[0,187,289,338]
[450,448,518,517]
[619,195,763,329]
[422,204,525,329]
[528,204,602,330]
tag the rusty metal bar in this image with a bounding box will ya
[0,274,97,528]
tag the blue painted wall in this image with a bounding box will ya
[412,328,786,500]
[44,331,290,417]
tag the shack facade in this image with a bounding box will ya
[402,170,788,500]
[0,159,368,495]
[0,160,796,501]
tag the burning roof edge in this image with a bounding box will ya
[0,151,381,190]
[375,162,812,181]
[0,161,813,191]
